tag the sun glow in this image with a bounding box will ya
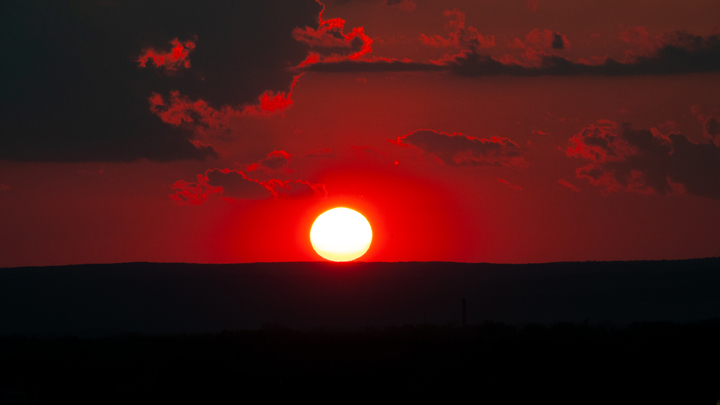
[310,207,373,262]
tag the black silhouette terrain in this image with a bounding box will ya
[1,259,719,403]
[2,259,720,335]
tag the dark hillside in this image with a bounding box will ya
[1,259,719,335]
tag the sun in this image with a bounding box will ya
[310,207,373,262]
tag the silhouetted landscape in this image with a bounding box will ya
[1,259,720,403]
[2,259,720,335]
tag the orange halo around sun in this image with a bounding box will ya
[310,207,373,262]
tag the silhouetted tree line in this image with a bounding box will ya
[1,320,719,404]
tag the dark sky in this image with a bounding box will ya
[1,0,720,266]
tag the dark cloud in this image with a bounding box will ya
[386,0,416,12]
[351,145,386,156]
[0,0,320,162]
[691,104,720,145]
[503,29,571,66]
[558,179,580,192]
[300,32,720,76]
[447,33,720,76]
[419,9,494,49]
[305,148,334,157]
[566,121,720,199]
[170,176,223,206]
[171,168,325,205]
[523,29,570,51]
[266,179,328,199]
[391,129,525,167]
[205,169,273,201]
[498,179,522,190]
[246,150,294,174]
[300,59,446,72]
[707,118,720,138]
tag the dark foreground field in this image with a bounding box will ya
[1,322,720,404]
[2,258,720,335]
[2,259,720,403]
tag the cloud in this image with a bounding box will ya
[390,129,525,167]
[385,0,416,12]
[265,179,328,199]
[0,1,320,162]
[171,167,326,205]
[351,145,386,156]
[558,179,580,192]
[170,176,223,206]
[525,0,539,12]
[0,184,10,192]
[205,169,274,200]
[448,32,720,76]
[300,32,720,76]
[499,29,572,66]
[246,150,294,174]
[293,1,373,67]
[299,59,446,72]
[498,179,522,190]
[419,9,495,49]
[691,104,720,146]
[524,29,570,51]
[551,33,565,50]
[621,26,652,48]
[148,75,301,139]
[170,169,272,205]
[566,121,720,199]
[137,38,196,72]
[305,148,334,157]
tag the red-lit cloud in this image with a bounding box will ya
[170,175,223,206]
[205,169,274,200]
[302,31,720,76]
[137,38,196,72]
[525,29,571,51]
[265,179,328,199]
[246,150,294,174]
[351,145,386,157]
[558,179,580,192]
[0,184,10,192]
[294,1,373,67]
[621,26,653,51]
[691,105,720,146]
[391,129,525,167]
[171,169,270,205]
[498,179,522,190]
[419,9,495,49]
[385,0,416,12]
[305,148,334,157]
[148,75,302,138]
[566,121,720,199]
[500,29,572,67]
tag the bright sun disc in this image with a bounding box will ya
[310,207,373,262]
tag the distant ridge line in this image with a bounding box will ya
[3,256,720,270]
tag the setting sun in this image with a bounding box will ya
[310,207,373,262]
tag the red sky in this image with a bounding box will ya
[1,0,720,267]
